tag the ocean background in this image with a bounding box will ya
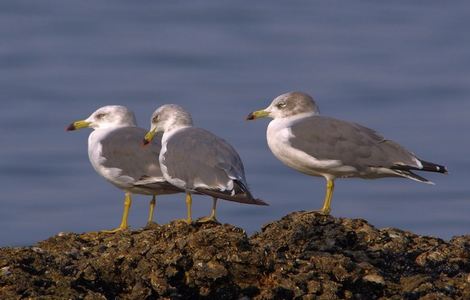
[0,1,468,246]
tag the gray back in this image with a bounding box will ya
[162,127,247,189]
[290,116,418,170]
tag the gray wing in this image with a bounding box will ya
[163,128,266,205]
[289,116,420,170]
[99,127,175,192]
[163,128,246,188]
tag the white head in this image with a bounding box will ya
[247,91,320,120]
[143,104,193,144]
[66,105,137,131]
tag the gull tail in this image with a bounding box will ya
[195,180,268,206]
[133,176,183,193]
[392,169,435,185]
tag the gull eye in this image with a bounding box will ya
[96,113,106,119]
[152,115,159,123]
[276,102,287,109]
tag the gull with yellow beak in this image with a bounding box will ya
[247,91,447,215]
[144,104,267,224]
[66,105,181,232]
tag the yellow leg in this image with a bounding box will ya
[319,179,335,215]
[147,195,156,225]
[198,197,219,223]
[183,192,192,224]
[102,192,132,233]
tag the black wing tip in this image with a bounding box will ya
[440,167,449,174]
[253,198,269,206]
[420,160,448,174]
[392,160,448,175]
[439,165,449,174]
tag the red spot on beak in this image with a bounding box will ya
[66,123,76,131]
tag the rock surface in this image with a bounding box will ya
[1,212,469,299]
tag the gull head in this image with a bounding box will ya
[247,91,320,120]
[144,104,193,145]
[66,105,137,131]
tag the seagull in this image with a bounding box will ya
[143,104,267,223]
[247,91,448,214]
[66,105,181,232]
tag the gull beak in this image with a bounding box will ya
[143,128,157,146]
[66,120,91,131]
[246,109,269,120]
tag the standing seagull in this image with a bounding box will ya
[143,104,267,223]
[67,105,181,232]
[247,92,447,215]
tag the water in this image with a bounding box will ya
[1,1,469,246]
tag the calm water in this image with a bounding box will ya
[1,1,469,246]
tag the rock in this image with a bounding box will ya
[362,274,385,286]
[0,266,11,277]
[1,211,469,299]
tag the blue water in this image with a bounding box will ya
[1,1,469,246]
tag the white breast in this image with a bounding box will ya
[88,129,132,189]
[159,127,189,190]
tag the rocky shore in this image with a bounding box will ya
[1,212,469,299]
